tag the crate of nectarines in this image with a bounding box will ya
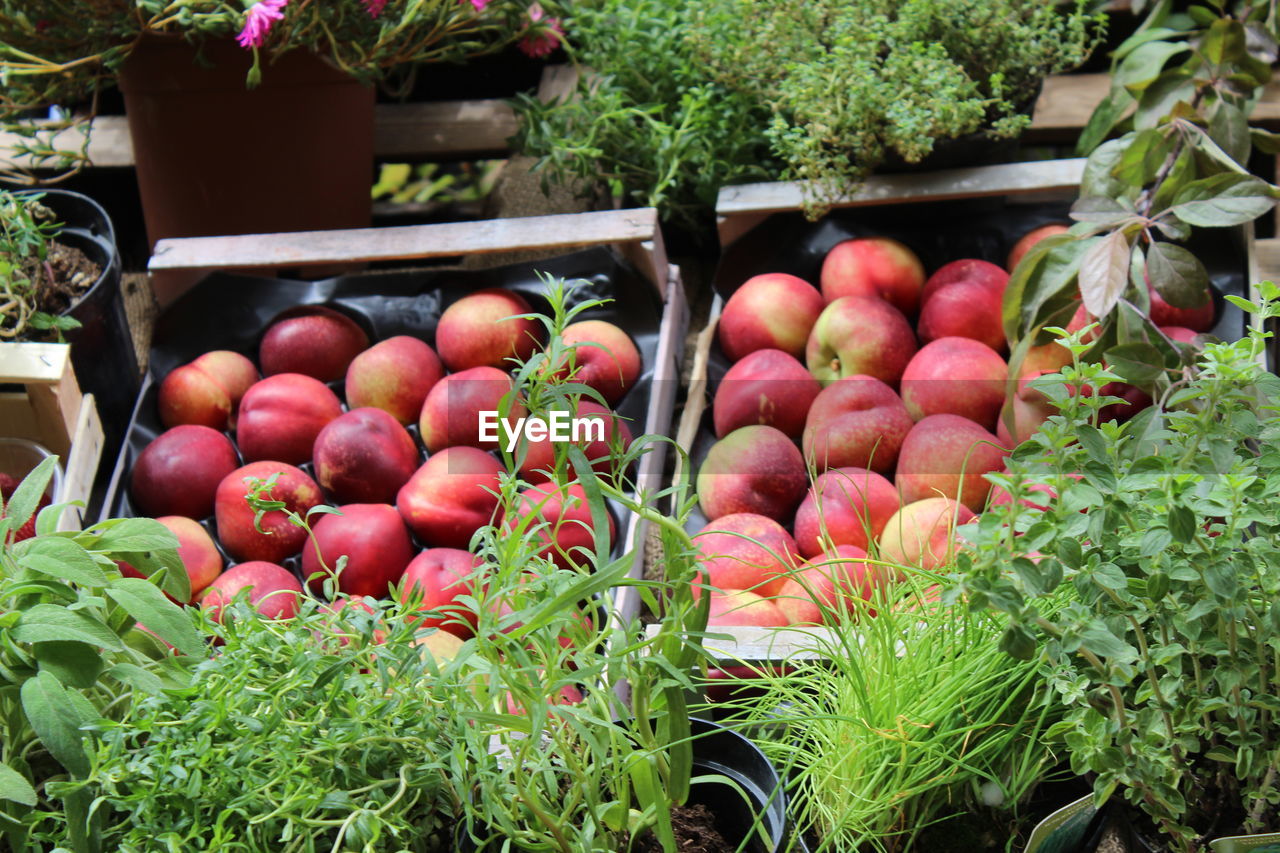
[100,209,688,631]
[684,158,1255,665]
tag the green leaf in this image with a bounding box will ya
[1168,505,1196,543]
[1115,41,1191,92]
[1171,173,1277,227]
[1000,625,1037,661]
[1076,425,1110,464]
[106,663,164,695]
[3,456,58,536]
[1139,528,1173,557]
[19,671,90,778]
[1115,129,1175,185]
[1250,127,1280,155]
[17,537,107,587]
[1204,746,1236,762]
[1200,19,1246,68]
[1080,623,1134,660]
[1130,70,1194,130]
[1079,230,1131,317]
[1105,343,1165,384]
[1081,138,1133,200]
[1069,196,1136,232]
[1057,537,1083,569]
[105,578,204,657]
[1092,563,1129,591]
[120,547,190,604]
[1146,241,1210,308]
[34,641,104,689]
[13,604,123,650]
[1076,85,1136,156]
[1207,99,1250,166]
[90,518,179,554]
[0,763,37,807]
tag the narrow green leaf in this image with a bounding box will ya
[1208,99,1250,166]
[3,456,58,536]
[17,537,107,587]
[0,763,37,807]
[13,604,123,650]
[19,671,90,777]
[1076,86,1136,156]
[1172,173,1277,227]
[1115,41,1190,92]
[105,579,204,657]
[106,663,165,695]
[89,517,179,554]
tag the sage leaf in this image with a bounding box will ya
[18,537,107,587]
[20,671,91,777]
[1079,230,1131,317]
[0,763,37,807]
[13,604,123,650]
[34,641,104,689]
[90,517,179,554]
[106,578,204,657]
[2,456,58,535]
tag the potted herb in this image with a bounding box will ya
[514,0,1102,229]
[953,296,1280,851]
[0,456,200,853]
[0,0,564,250]
[0,187,138,461]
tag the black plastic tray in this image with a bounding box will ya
[102,246,669,585]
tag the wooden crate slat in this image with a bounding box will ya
[0,341,74,384]
[717,158,1087,219]
[644,624,834,663]
[149,206,661,271]
[1029,72,1280,136]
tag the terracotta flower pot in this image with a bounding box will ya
[117,35,374,254]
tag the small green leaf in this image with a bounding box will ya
[3,456,58,536]
[106,578,204,657]
[1000,625,1037,661]
[1076,424,1110,464]
[0,763,37,807]
[1204,746,1236,762]
[1168,505,1196,543]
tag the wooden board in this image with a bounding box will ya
[148,207,671,294]
[717,158,1086,245]
[644,624,834,664]
[0,342,101,531]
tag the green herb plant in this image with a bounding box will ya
[1004,1,1280,396]
[706,571,1066,852]
[449,276,752,852]
[953,289,1280,850]
[512,0,775,231]
[0,189,82,341]
[696,0,1103,218]
[0,456,200,853]
[90,594,464,853]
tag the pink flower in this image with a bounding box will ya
[363,0,387,16]
[517,3,564,58]
[236,0,287,49]
[461,0,489,10]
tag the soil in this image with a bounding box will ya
[631,803,737,853]
[33,239,100,316]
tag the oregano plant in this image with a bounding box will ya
[954,286,1280,850]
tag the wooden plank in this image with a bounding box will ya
[1029,72,1280,136]
[644,624,834,663]
[149,208,660,272]
[0,342,74,384]
[716,158,1086,221]
[58,393,103,532]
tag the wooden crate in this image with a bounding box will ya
[683,158,1269,666]
[110,208,687,635]
[0,342,104,531]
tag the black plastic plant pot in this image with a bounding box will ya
[683,717,794,852]
[19,189,139,464]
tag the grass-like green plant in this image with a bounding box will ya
[704,575,1066,853]
[953,287,1280,850]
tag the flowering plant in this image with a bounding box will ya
[0,0,565,182]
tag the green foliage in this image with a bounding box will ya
[512,0,775,229]
[0,457,197,853]
[91,600,461,852]
[1005,3,1280,391]
[706,581,1066,852]
[449,276,724,852]
[953,291,1280,850]
[697,0,1103,216]
[0,189,81,341]
[515,0,1100,224]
